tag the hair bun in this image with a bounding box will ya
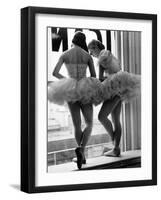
[72,31,88,52]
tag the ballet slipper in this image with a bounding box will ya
[104,147,120,157]
[75,147,84,169]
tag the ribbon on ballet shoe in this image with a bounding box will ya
[75,147,84,169]
[72,157,86,164]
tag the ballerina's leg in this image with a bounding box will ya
[104,99,122,157]
[98,96,120,141]
[68,102,92,168]
[111,100,122,148]
[68,102,82,146]
[80,102,93,149]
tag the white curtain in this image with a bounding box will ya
[111,31,141,152]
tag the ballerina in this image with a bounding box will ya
[88,39,141,157]
[48,32,103,169]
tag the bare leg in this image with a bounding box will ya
[104,100,122,157]
[80,103,93,149]
[98,96,120,141]
[111,100,122,149]
[68,102,93,167]
[68,102,82,146]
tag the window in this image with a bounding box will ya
[47,28,141,169]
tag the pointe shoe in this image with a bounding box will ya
[104,147,120,157]
[72,157,86,164]
[75,147,84,169]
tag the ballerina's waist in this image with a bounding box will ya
[69,76,87,81]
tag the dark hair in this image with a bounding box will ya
[72,31,88,52]
[88,39,105,50]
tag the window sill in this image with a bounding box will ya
[48,150,141,173]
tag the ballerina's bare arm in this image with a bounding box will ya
[52,54,65,79]
[88,56,96,78]
[99,65,107,82]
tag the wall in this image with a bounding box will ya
[0,0,160,200]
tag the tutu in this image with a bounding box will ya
[102,71,141,102]
[48,77,104,105]
[97,50,141,102]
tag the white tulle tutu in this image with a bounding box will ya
[48,77,104,105]
[102,71,141,102]
[48,71,141,105]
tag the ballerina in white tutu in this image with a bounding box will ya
[88,39,141,157]
[48,32,103,169]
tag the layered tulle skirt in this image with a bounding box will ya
[48,71,141,106]
[102,71,141,102]
[48,77,104,105]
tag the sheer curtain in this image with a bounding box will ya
[111,31,141,152]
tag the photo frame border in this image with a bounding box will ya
[21,6,157,193]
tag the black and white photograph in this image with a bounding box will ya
[20,6,157,193]
[47,27,141,172]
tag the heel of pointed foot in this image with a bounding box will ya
[115,147,121,157]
